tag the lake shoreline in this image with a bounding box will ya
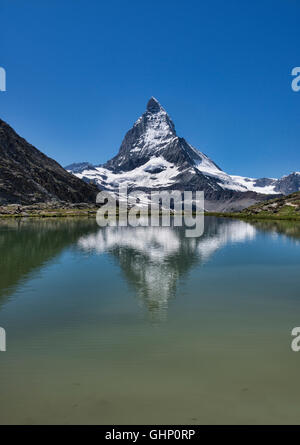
[205,211,300,222]
[1,206,300,222]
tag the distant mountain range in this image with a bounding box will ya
[0,119,98,205]
[66,97,300,211]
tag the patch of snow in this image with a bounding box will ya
[74,157,180,191]
[131,107,176,156]
[195,153,248,191]
[230,175,280,194]
[195,153,222,176]
[196,162,244,191]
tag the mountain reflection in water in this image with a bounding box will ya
[77,219,256,320]
[1,216,299,321]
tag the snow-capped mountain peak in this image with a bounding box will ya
[103,97,178,173]
[134,96,176,153]
[66,98,299,211]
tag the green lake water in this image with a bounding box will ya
[0,216,300,424]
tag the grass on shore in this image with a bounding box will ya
[205,211,300,222]
[0,208,99,218]
[1,208,300,222]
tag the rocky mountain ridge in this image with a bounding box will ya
[0,119,99,205]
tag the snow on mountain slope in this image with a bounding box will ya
[194,155,246,191]
[195,155,280,194]
[75,157,181,191]
[230,175,278,194]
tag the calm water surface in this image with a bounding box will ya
[0,216,300,424]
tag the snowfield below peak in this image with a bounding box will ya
[229,175,279,194]
[76,157,181,190]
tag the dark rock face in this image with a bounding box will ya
[274,173,300,195]
[146,97,163,113]
[251,175,300,196]
[253,178,276,188]
[0,119,99,205]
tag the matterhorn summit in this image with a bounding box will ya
[103,96,179,172]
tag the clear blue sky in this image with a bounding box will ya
[1,0,299,178]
